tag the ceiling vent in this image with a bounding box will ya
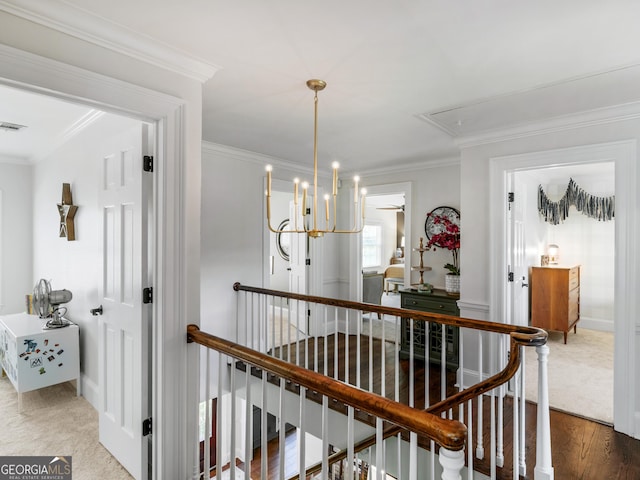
[0,121,28,132]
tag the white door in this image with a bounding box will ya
[507,174,530,327]
[289,200,308,334]
[98,123,152,479]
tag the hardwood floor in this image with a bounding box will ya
[225,333,640,479]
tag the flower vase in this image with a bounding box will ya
[445,273,460,297]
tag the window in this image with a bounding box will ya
[362,224,382,268]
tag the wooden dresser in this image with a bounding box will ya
[399,289,459,369]
[530,265,580,344]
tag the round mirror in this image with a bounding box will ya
[276,219,291,260]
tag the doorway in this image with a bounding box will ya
[0,83,152,477]
[510,164,615,424]
[350,182,412,335]
[490,140,637,436]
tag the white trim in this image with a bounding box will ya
[350,182,412,302]
[203,141,314,176]
[489,139,637,437]
[31,109,105,164]
[81,372,99,409]
[0,0,220,82]
[0,42,194,477]
[343,156,460,177]
[458,101,640,149]
[457,300,489,320]
[579,317,614,333]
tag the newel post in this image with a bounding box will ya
[534,344,554,480]
[439,447,464,480]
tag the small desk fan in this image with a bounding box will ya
[33,278,73,329]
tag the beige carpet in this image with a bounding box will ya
[524,328,613,424]
[0,377,132,479]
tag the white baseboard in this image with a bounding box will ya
[635,412,640,440]
[458,367,490,390]
[579,316,614,332]
[81,373,99,410]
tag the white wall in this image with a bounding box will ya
[0,10,207,476]
[534,166,615,329]
[200,143,338,396]
[0,162,32,314]
[460,117,640,438]
[360,163,460,289]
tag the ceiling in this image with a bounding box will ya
[2,1,640,172]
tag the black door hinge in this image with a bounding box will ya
[143,155,154,172]
[507,192,514,210]
[508,272,514,282]
[305,258,311,266]
[142,417,152,436]
[143,287,153,304]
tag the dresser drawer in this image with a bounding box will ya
[401,295,458,315]
[569,267,580,290]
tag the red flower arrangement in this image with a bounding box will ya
[425,215,460,275]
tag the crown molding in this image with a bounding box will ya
[0,0,220,83]
[202,141,461,178]
[201,141,314,176]
[457,101,640,150]
[347,156,460,178]
[30,109,105,164]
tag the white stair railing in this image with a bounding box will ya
[194,283,552,479]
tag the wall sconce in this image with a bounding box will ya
[548,244,560,265]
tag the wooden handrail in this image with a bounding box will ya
[187,324,468,451]
[233,282,548,479]
[233,282,547,345]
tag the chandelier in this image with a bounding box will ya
[265,79,366,238]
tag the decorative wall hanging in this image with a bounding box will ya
[537,178,614,225]
[57,183,78,241]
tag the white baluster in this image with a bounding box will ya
[204,349,211,478]
[217,354,223,479]
[476,331,484,459]
[512,367,519,480]
[261,371,268,480]
[519,346,527,476]
[534,344,554,480]
[439,448,465,480]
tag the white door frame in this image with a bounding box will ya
[0,44,194,477]
[350,182,412,302]
[489,140,637,437]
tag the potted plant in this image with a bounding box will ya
[425,215,460,296]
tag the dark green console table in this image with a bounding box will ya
[399,288,460,369]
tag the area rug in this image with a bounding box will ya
[524,328,613,424]
[0,377,132,479]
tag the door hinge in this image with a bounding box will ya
[142,417,152,436]
[507,192,514,210]
[143,287,153,304]
[305,258,311,266]
[143,155,154,172]
[508,272,514,282]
